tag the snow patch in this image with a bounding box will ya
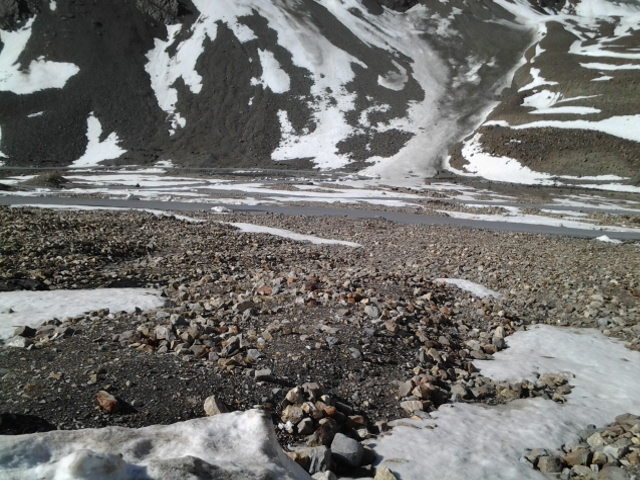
[580,62,640,71]
[0,288,164,340]
[594,235,623,244]
[227,222,361,247]
[374,325,640,480]
[0,411,307,480]
[252,49,290,94]
[0,18,79,94]
[434,278,502,299]
[503,115,640,143]
[71,112,126,167]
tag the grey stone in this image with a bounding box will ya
[330,433,363,467]
[295,446,332,474]
[364,305,379,319]
[4,336,32,348]
[587,432,605,448]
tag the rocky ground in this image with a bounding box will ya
[1,206,639,478]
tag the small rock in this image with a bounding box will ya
[95,390,120,414]
[203,395,228,416]
[331,433,363,467]
[571,465,596,478]
[297,417,315,435]
[286,386,304,404]
[13,326,37,338]
[311,472,337,480]
[587,432,606,448]
[375,466,398,480]
[537,455,563,474]
[4,336,32,348]
[294,446,332,474]
[564,447,591,466]
[281,405,305,425]
[398,380,414,398]
[598,466,630,480]
[255,368,272,381]
[364,305,379,319]
[400,400,423,414]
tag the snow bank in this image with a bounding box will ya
[0,18,79,95]
[0,410,309,480]
[434,278,502,299]
[373,325,640,479]
[0,288,164,340]
[227,222,361,248]
[71,112,126,167]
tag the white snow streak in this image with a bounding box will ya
[227,222,361,247]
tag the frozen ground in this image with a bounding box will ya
[0,288,165,340]
[373,325,640,479]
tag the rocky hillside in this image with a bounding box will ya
[0,0,638,185]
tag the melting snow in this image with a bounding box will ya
[71,112,126,167]
[374,325,640,479]
[0,288,164,340]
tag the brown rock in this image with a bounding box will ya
[96,390,119,414]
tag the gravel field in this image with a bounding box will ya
[0,206,638,478]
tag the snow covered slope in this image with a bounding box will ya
[0,0,637,185]
[448,0,640,187]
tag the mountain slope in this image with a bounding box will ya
[0,0,638,186]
